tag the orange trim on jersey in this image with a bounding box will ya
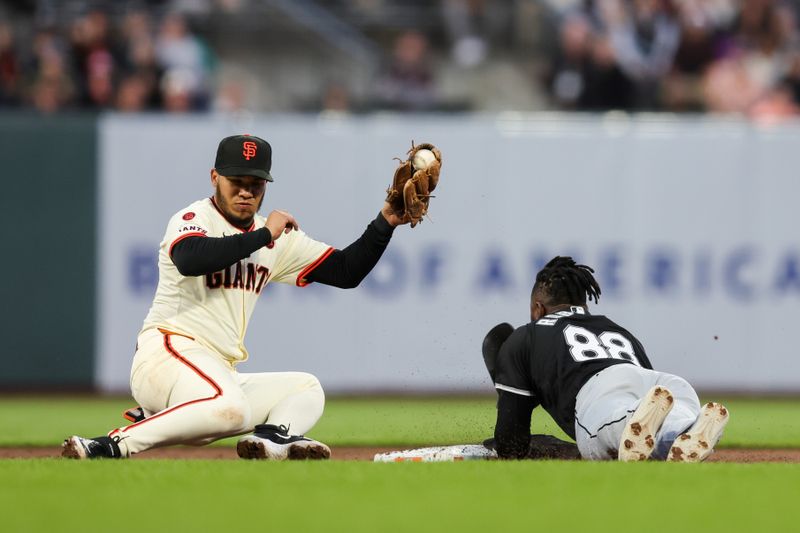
[296,246,335,287]
[209,197,256,233]
[112,332,222,435]
[157,327,195,340]
[168,232,207,257]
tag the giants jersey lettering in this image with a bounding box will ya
[141,198,332,362]
[493,307,653,439]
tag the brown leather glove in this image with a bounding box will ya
[385,142,442,227]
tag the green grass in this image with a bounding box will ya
[1,395,799,448]
[1,460,798,532]
[2,395,799,532]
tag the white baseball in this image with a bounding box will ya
[412,149,436,170]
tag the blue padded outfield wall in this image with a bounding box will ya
[1,113,798,392]
[96,114,800,394]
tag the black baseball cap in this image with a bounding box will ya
[214,134,274,181]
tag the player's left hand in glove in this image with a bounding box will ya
[385,141,442,227]
[483,435,581,460]
[482,322,514,382]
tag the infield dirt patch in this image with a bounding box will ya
[2,447,799,462]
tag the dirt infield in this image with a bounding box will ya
[2,446,800,462]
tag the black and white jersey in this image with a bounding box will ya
[493,306,653,439]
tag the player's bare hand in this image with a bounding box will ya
[265,209,299,241]
[381,201,409,227]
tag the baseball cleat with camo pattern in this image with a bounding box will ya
[618,386,674,462]
[237,424,330,460]
[668,402,729,463]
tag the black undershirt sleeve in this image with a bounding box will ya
[304,212,395,289]
[494,391,538,459]
[170,227,272,276]
[170,212,395,283]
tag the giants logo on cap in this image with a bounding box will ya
[243,141,257,160]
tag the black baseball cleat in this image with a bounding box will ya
[237,424,331,460]
[61,435,124,459]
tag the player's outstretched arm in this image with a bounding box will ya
[304,210,396,288]
[494,390,537,459]
[303,145,439,286]
[482,434,580,460]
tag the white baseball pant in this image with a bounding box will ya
[109,328,325,457]
[574,364,701,460]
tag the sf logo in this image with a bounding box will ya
[242,141,257,160]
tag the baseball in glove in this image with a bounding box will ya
[386,141,442,227]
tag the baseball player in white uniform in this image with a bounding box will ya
[63,134,410,460]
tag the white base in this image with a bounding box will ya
[374,444,497,462]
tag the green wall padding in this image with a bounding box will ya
[0,114,97,387]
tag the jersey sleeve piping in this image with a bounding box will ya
[168,232,207,257]
[296,246,335,287]
[495,383,533,397]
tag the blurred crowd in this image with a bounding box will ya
[546,0,800,120]
[0,6,214,113]
[2,0,800,119]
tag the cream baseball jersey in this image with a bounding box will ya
[141,197,333,362]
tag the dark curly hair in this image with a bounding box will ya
[532,256,601,306]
